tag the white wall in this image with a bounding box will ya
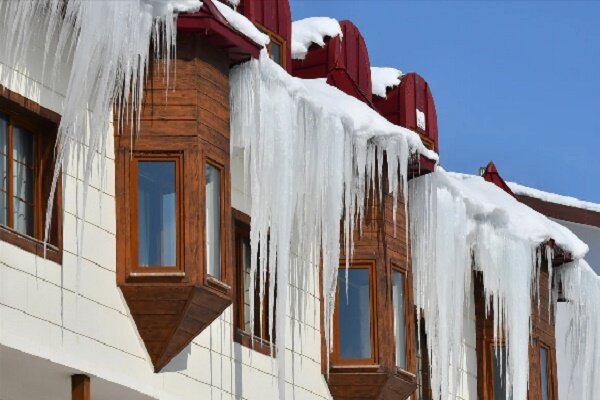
[0,32,331,400]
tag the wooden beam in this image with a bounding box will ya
[71,374,90,400]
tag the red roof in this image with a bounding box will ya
[481,161,516,197]
[177,0,262,65]
[292,20,373,105]
[373,73,439,153]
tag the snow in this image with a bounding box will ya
[555,259,600,400]
[0,0,200,263]
[409,170,587,400]
[230,54,436,398]
[291,17,342,60]
[371,67,402,98]
[508,181,600,214]
[212,0,269,47]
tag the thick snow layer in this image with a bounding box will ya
[0,0,201,254]
[508,181,600,214]
[291,17,342,60]
[371,67,402,98]
[556,259,600,400]
[409,170,587,400]
[213,0,269,46]
[230,54,435,398]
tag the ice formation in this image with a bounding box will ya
[230,53,434,397]
[409,171,587,400]
[291,17,343,60]
[371,67,403,98]
[555,259,600,400]
[213,0,269,46]
[508,181,600,213]
[0,0,201,255]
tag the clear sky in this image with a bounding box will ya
[290,1,600,203]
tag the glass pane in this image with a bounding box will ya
[137,161,177,267]
[540,348,549,400]
[393,270,407,369]
[493,346,512,400]
[13,126,34,236]
[242,237,253,333]
[0,114,7,226]
[338,268,372,359]
[271,41,282,66]
[415,328,423,400]
[205,164,221,279]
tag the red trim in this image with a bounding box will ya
[177,0,262,63]
[481,161,516,198]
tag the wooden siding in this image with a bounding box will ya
[115,33,233,371]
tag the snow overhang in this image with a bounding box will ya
[177,0,264,65]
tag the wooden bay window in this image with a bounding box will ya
[0,87,62,263]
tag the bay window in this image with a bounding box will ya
[393,268,407,369]
[205,162,222,279]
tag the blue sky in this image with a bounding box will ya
[290,1,600,203]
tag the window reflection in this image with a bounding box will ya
[540,347,549,400]
[137,161,176,267]
[338,267,372,359]
[493,345,512,400]
[393,270,406,369]
[271,41,282,66]
[206,163,221,279]
[13,126,34,236]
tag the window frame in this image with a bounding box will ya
[203,157,229,291]
[538,342,554,400]
[232,209,275,356]
[255,22,287,69]
[0,89,62,264]
[332,259,379,366]
[392,262,410,371]
[130,153,184,276]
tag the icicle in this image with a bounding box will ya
[230,55,428,399]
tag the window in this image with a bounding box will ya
[540,347,549,400]
[205,163,222,279]
[492,345,511,400]
[131,155,181,271]
[233,210,274,353]
[393,269,407,369]
[0,98,61,262]
[333,260,376,364]
[415,312,432,400]
[256,23,286,68]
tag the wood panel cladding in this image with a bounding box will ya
[474,267,558,400]
[323,162,417,400]
[115,33,232,372]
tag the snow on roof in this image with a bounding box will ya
[371,67,403,98]
[291,17,342,60]
[447,172,589,258]
[212,0,269,47]
[507,181,600,214]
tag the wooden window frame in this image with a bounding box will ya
[392,262,411,372]
[129,153,184,276]
[232,209,275,356]
[255,22,287,69]
[203,156,230,292]
[332,259,379,366]
[537,341,556,400]
[0,88,62,264]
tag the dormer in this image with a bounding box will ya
[292,20,373,106]
[237,0,292,70]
